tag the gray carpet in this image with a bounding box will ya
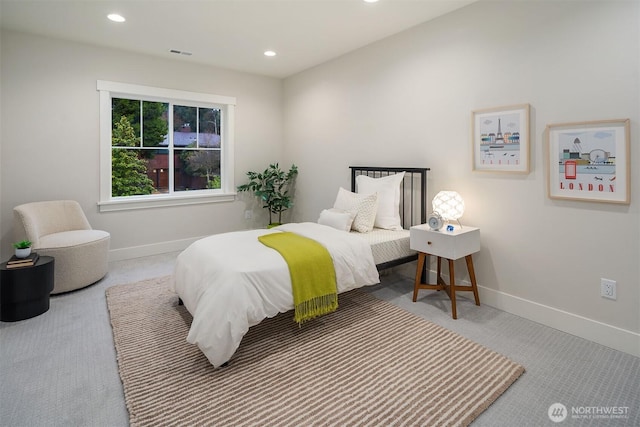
[1,251,638,426]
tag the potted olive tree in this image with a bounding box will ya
[238,163,298,227]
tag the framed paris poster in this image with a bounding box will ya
[546,119,630,204]
[472,104,530,173]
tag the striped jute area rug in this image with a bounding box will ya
[106,276,524,427]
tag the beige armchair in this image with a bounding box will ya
[13,200,110,294]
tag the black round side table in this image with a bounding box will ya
[0,256,55,322]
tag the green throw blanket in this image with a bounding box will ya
[258,231,338,325]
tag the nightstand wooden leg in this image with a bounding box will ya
[413,252,426,302]
[465,254,480,306]
[448,259,457,319]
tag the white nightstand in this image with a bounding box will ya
[409,224,481,319]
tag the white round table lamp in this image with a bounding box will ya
[432,191,465,228]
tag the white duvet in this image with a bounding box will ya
[171,222,380,367]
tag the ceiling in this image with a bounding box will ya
[0,0,476,78]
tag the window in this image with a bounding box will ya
[97,81,236,212]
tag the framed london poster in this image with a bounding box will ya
[546,119,630,204]
[472,104,530,173]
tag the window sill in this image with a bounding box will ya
[98,192,236,212]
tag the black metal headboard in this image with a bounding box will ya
[349,166,429,230]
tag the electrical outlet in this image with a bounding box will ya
[244,210,253,220]
[600,278,616,300]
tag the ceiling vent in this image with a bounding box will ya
[169,49,192,56]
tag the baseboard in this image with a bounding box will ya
[107,237,202,262]
[478,285,640,358]
[393,263,639,357]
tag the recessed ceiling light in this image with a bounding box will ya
[107,13,126,23]
[264,50,277,57]
[363,0,379,3]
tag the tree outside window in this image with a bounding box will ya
[111,116,155,196]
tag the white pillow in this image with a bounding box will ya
[317,208,356,232]
[356,172,405,230]
[333,187,378,233]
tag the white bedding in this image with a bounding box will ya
[171,222,380,367]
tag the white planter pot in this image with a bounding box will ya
[15,247,32,258]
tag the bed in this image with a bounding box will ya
[348,166,428,269]
[171,166,429,367]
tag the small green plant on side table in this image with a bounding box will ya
[13,240,33,258]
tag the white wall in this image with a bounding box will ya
[1,30,284,260]
[283,1,639,355]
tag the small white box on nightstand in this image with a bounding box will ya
[410,224,480,260]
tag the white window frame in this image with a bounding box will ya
[97,80,236,212]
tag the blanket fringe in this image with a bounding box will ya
[294,293,338,325]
